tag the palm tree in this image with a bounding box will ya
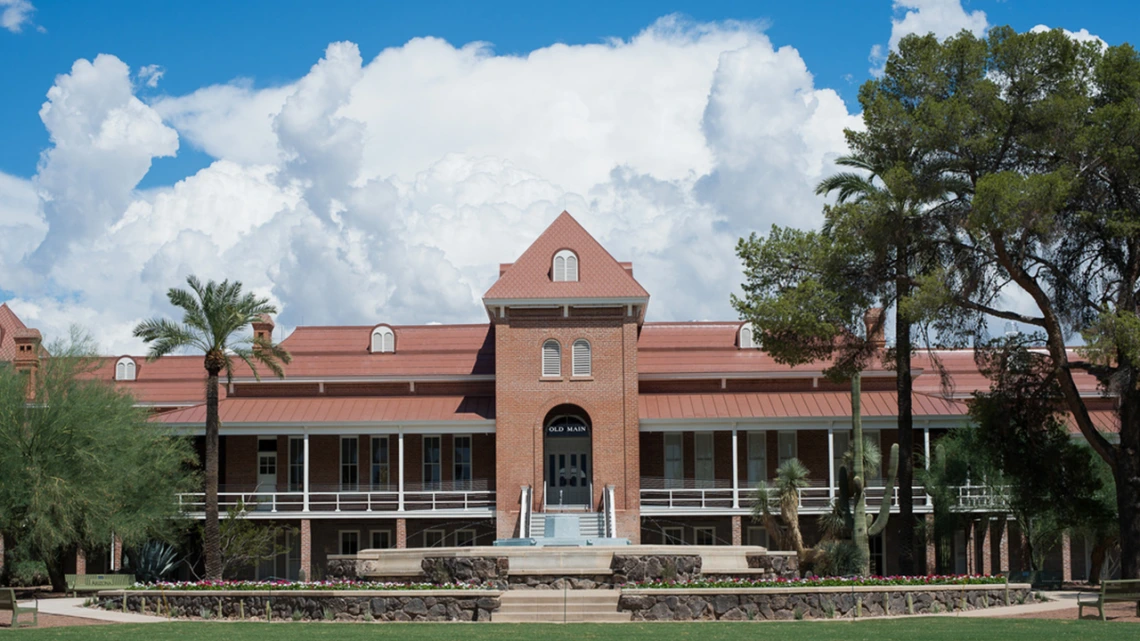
[134,277,291,580]
[815,153,963,575]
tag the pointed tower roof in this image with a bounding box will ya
[483,211,650,303]
[0,303,29,362]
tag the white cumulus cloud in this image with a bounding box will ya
[0,0,35,33]
[3,17,860,353]
[1030,24,1107,48]
[870,0,989,73]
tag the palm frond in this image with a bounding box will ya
[132,319,199,361]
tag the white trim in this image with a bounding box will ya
[453,434,472,491]
[777,431,797,466]
[639,417,969,430]
[693,526,716,546]
[542,339,561,377]
[371,326,395,353]
[571,339,591,377]
[663,432,683,488]
[553,249,579,282]
[165,422,497,435]
[694,432,714,485]
[115,356,137,381]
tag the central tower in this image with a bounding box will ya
[484,212,648,542]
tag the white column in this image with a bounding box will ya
[827,425,836,501]
[302,430,310,512]
[924,426,932,506]
[731,427,740,509]
[398,428,405,512]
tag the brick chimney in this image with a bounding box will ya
[863,308,886,349]
[13,328,42,399]
[252,314,275,346]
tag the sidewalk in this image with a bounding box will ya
[28,597,173,624]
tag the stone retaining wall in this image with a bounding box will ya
[507,574,615,589]
[619,584,1033,621]
[611,554,702,584]
[94,590,500,622]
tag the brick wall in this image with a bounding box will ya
[493,310,641,541]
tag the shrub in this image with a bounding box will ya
[7,558,50,587]
[812,540,866,577]
[125,541,180,584]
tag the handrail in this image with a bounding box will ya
[638,481,1009,513]
[520,485,532,538]
[604,485,618,538]
[176,489,496,514]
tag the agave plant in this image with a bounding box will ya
[126,540,181,583]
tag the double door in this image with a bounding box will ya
[545,437,591,508]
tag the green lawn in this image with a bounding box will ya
[6,619,1132,641]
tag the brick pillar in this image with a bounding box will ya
[998,519,1010,573]
[0,533,5,576]
[112,536,123,572]
[76,547,87,575]
[299,519,312,581]
[964,521,976,575]
[981,519,993,575]
[924,514,936,575]
[1061,530,1072,583]
[396,518,407,549]
[731,515,742,546]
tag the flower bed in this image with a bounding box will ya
[624,574,1007,590]
[124,579,482,591]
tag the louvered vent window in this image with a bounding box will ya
[371,326,395,353]
[115,357,136,381]
[572,339,591,376]
[552,249,579,282]
[739,323,754,349]
[542,339,561,377]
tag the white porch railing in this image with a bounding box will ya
[639,478,1005,514]
[177,482,495,516]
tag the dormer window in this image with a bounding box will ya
[115,357,137,381]
[371,326,395,353]
[553,249,578,282]
[739,322,757,350]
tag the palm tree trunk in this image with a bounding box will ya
[204,371,222,580]
[852,372,870,576]
[896,261,916,575]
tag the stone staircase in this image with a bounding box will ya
[528,512,604,538]
[494,589,630,623]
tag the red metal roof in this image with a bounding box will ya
[151,395,495,425]
[637,322,890,375]
[483,211,649,301]
[639,391,969,420]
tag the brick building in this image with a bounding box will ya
[0,212,1118,580]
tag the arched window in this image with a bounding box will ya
[371,326,395,353]
[739,323,756,349]
[115,357,136,381]
[572,339,591,377]
[552,249,578,282]
[542,339,561,377]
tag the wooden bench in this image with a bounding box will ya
[1078,579,1140,621]
[65,573,136,596]
[0,587,37,628]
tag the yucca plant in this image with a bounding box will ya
[125,540,181,583]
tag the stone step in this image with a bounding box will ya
[494,611,631,623]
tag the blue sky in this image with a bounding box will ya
[2,1,1134,186]
[0,0,1134,351]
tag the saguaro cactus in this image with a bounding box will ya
[836,372,900,576]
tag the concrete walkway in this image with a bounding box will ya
[28,597,173,624]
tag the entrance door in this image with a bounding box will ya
[255,438,277,511]
[544,414,592,509]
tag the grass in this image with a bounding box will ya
[6,619,1132,641]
